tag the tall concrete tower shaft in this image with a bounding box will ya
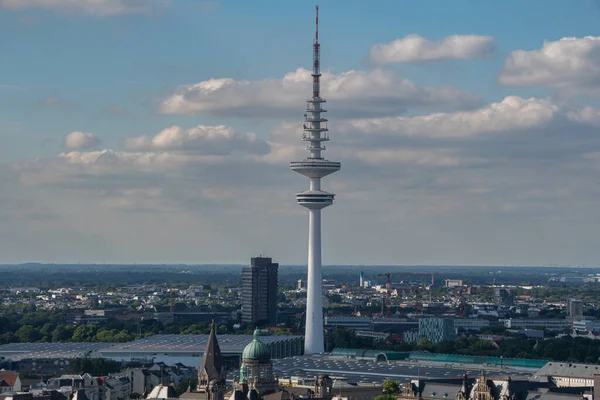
[290,5,340,355]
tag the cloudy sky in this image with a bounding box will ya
[2,0,600,266]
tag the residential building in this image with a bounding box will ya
[122,369,155,396]
[568,298,584,320]
[102,376,131,400]
[283,376,382,400]
[46,374,100,400]
[241,257,279,326]
[398,373,589,399]
[445,279,463,288]
[123,364,194,397]
[495,288,514,307]
[0,371,21,393]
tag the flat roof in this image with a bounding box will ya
[0,342,116,361]
[272,356,533,384]
[99,334,304,355]
[532,362,600,380]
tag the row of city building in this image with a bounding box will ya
[0,362,193,400]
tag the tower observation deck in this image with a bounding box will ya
[290,5,340,355]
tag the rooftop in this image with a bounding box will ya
[532,361,600,380]
[100,334,303,355]
[0,342,115,361]
[271,356,532,384]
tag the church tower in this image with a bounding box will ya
[197,321,227,400]
[471,372,493,400]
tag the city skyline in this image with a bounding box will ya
[2,1,600,266]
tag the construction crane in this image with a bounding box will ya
[459,288,465,318]
[377,272,434,318]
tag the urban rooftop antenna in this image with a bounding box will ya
[291,5,341,355]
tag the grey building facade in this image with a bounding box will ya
[405,317,455,344]
[567,298,584,320]
[495,288,514,307]
[241,257,278,326]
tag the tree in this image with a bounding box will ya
[52,325,74,342]
[217,324,228,335]
[327,294,343,303]
[15,325,41,342]
[382,379,399,395]
[72,324,98,342]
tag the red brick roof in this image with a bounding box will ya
[0,371,18,387]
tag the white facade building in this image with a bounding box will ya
[503,319,569,332]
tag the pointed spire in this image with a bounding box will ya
[460,373,468,393]
[198,320,226,386]
[506,375,513,396]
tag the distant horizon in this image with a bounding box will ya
[2,262,599,269]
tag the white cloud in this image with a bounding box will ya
[123,125,269,155]
[499,36,600,95]
[567,106,600,126]
[10,98,600,265]
[352,148,466,167]
[160,68,482,118]
[64,131,101,150]
[342,96,558,139]
[0,0,169,15]
[370,34,495,64]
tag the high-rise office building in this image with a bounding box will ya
[241,257,279,326]
[495,288,514,307]
[567,298,584,320]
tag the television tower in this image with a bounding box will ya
[291,5,341,355]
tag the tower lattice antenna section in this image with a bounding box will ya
[290,5,341,355]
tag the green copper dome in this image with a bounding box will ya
[242,330,271,361]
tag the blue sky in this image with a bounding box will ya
[2,0,600,265]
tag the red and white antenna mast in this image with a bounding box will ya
[312,5,321,99]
